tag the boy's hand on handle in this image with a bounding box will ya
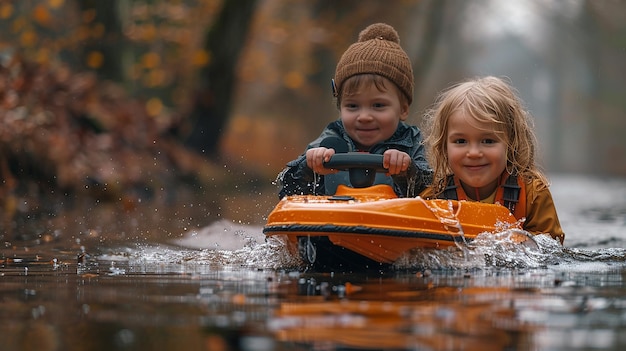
[383,149,411,175]
[306,147,338,175]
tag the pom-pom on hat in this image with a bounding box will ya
[334,23,414,105]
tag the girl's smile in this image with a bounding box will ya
[446,110,507,200]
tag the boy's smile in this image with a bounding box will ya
[340,78,408,151]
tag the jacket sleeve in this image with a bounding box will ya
[390,125,433,197]
[276,154,318,199]
[276,123,342,198]
[523,179,565,244]
[407,135,433,196]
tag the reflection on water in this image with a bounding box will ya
[1,174,626,350]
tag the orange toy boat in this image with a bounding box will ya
[264,153,521,271]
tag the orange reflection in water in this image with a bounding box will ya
[271,279,540,350]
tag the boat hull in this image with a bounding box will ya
[264,185,520,269]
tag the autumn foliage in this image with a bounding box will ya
[0,1,230,212]
[0,54,216,203]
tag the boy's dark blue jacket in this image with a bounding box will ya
[277,120,432,198]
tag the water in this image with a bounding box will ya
[1,174,625,350]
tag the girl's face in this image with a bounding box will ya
[446,110,507,200]
[340,78,409,150]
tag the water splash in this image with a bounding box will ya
[393,230,548,270]
[417,197,464,233]
[312,172,320,195]
[393,229,626,272]
[93,210,626,274]
[98,236,302,273]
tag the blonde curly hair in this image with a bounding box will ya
[422,76,548,197]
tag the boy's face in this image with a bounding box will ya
[446,110,507,200]
[339,78,409,151]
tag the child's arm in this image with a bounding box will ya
[382,149,411,175]
[523,180,565,244]
[305,147,340,175]
[277,154,316,198]
[277,123,343,198]
[386,124,433,196]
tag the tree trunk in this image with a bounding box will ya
[77,0,124,83]
[184,0,259,158]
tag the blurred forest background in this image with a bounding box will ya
[1,0,626,224]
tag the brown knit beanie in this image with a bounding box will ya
[334,23,414,105]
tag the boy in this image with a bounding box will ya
[277,23,431,198]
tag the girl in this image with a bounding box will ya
[420,76,564,244]
[277,23,431,198]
